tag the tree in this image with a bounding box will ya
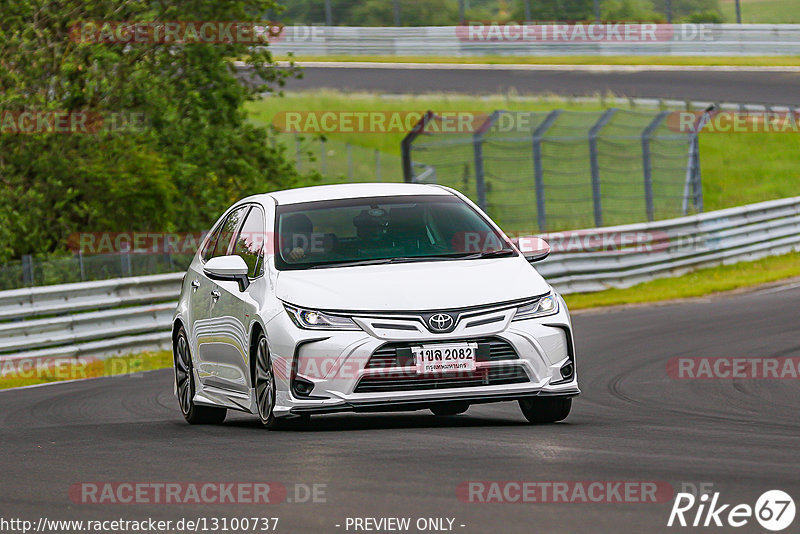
[0,0,301,261]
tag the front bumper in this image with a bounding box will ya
[264,295,579,417]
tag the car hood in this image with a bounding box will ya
[275,257,550,312]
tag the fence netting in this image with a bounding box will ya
[405,109,701,233]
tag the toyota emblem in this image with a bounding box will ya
[428,313,455,333]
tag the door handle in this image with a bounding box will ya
[211,289,221,300]
[191,279,200,290]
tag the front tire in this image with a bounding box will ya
[254,333,281,430]
[174,327,226,424]
[518,397,572,424]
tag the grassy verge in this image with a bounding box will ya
[564,251,800,310]
[720,0,800,23]
[278,55,800,67]
[0,350,172,391]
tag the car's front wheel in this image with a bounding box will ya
[174,327,226,424]
[518,396,572,424]
[254,333,281,430]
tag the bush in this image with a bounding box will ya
[0,0,305,263]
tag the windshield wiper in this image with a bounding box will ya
[458,249,517,259]
[306,250,516,269]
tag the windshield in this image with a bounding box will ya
[273,194,515,270]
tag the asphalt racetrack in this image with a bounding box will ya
[3,282,799,533]
[282,63,800,105]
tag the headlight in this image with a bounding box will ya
[284,305,360,331]
[513,293,559,320]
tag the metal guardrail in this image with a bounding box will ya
[537,196,800,293]
[267,24,800,56]
[0,274,182,373]
[2,196,800,373]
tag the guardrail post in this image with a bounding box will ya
[589,108,617,228]
[642,111,669,222]
[532,110,562,232]
[21,255,34,287]
[473,111,502,213]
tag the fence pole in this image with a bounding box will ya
[692,136,704,213]
[472,111,502,213]
[347,143,353,181]
[735,0,742,23]
[324,0,333,26]
[401,111,435,182]
[295,134,301,172]
[320,138,327,175]
[121,252,132,277]
[532,110,562,232]
[641,111,669,222]
[524,0,531,20]
[78,250,85,281]
[375,149,381,181]
[21,255,34,287]
[588,108,617,228]
[665,0,672,23]
[393,0,401,26]
[683,106,715,214]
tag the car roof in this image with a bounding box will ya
[263,183,453,205]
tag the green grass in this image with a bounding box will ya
[565,251,800,310]
[279,55,800,67]
[0,350,172,390]
[248,90,624,155]
[720,0,800,23]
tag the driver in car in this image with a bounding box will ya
[281,213,314,262]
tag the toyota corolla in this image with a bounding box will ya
[172,183,579,429]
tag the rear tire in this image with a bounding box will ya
[518,397,572,424]
[430,401,469,416]
[174,327,227,425]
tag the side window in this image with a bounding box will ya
[201,223,223,262]
[211,206,248,259]
[232,206,266,278]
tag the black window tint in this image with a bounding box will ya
[232,206,266,278]
[212,206,248,259]
[201,224,223,262]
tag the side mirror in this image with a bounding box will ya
[515,236,551,263]
[203,255,250,291]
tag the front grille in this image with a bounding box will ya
[354,365,530,393]
[365,336,519,369]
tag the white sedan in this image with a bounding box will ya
[173,183,579,428]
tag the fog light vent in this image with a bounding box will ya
[560,362,575,380]
[292,377,315,397]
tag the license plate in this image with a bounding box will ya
[412,343,477,374]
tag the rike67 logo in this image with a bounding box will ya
[668,490,795,531]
